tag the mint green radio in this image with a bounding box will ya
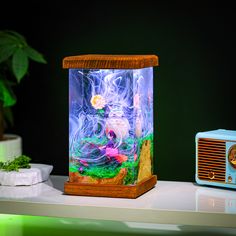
[196,129,236,189]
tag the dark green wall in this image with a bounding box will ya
[1,1,235,181]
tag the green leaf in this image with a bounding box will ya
[4,30,27,44]
[0,79,16,107]
[24,46,47,64]
[0,37,17,46]
[0,31,18,45]
[0,44,17,63]
[12,48,29,82]
[3,106,14,126]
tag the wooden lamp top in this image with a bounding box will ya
[63,54,159,69]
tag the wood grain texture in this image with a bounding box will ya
[63,54,159,69]
[64,175,157,198]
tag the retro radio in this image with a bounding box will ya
[196,129,236,189]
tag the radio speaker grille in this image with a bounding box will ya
[198,138,226,182]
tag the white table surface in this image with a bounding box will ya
[0,175,236,228]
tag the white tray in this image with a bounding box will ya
[0,163,53,186]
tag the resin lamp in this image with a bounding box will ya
[63,55,159,198]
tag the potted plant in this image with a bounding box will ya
[0,30,46,162]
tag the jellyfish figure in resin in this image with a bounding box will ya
[69,68,153,185]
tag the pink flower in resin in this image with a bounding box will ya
[79,159,88,166]
[90,94,106,109]
[105,147,119,157]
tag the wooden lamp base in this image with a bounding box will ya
[64,175,157,199]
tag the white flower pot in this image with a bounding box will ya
[0,134,22,162]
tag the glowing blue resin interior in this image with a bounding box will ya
[69,68,153,185]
